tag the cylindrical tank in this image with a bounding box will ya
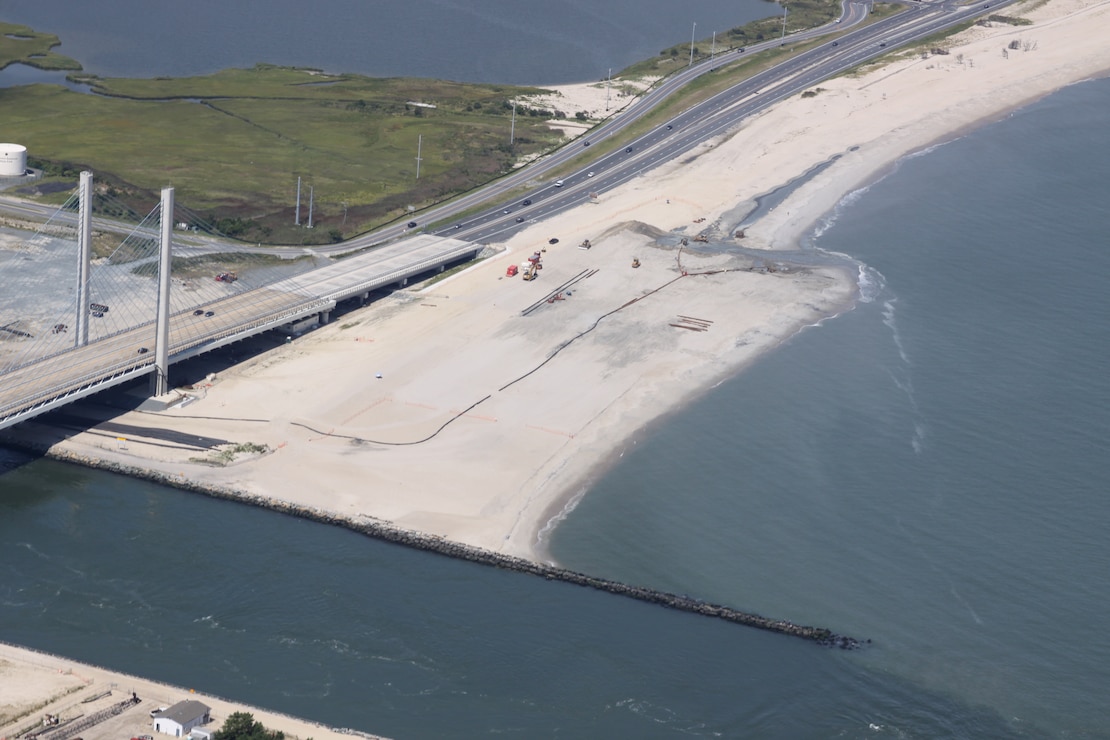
[0,144,28,177]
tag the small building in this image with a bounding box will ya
[188,728,214,740]
[153,700,211,737]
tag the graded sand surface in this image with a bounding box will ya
[11,0,1110,564]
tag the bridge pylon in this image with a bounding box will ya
[151,186,173,396]
[75,171,93,347]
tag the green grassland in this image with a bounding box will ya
[0,22,80,71]
[1,64,565,244]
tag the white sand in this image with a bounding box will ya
[19,0,1110,563]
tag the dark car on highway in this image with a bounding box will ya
[407,221,417,228]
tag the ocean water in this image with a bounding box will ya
[550,76,1110,736]
[1,2,1109,736]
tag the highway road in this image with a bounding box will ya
[0,0,1009,259]
[444,0,1013,246]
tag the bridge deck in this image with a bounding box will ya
[0,234,480,428]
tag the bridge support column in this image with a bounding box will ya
[437,265,445,273]
[396,277,409,289]
[360,291,370,306]
[75,171,93,347]
[319,310,331,325]
[151,186,173,397]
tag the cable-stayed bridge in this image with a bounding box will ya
[0,173,481,432]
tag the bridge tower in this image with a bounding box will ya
[75,171,93,347]
[151,186,174,396]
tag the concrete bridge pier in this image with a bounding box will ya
[319,310,331,325]
[359,291,370,306]
[396,277,409,289]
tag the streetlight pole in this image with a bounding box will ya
[781,4,788,44]
[605,68,611,111]
[689,22,697,66]
[415,133,423,179]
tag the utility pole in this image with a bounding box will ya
[295,175,301,225]
[605,68,612,111]
[781,4,788,44]
[689,22,697,66]
[510,102,516,145]
[711,31,716,58]
[415,134,423,179]
[307,185,314,229]
[342,201,348,226]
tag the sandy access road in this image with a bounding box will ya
[7,0,1110,563]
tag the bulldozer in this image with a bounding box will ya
[523,263,538,281]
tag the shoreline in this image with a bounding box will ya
[0,639,385,740]
[4,0,1110,566]
[0,443,863,649]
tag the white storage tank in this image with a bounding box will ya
[0,144,28,177]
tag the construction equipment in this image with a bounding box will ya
[215,272,238,283]
[579,239,592,250]
[631,258,641,268]
[523,263,538,281]
[693,234,709,243]
[506,264,518,277]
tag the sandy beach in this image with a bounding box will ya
[0,641,384,740]
[9,0,1110,565]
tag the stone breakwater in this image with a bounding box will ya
[20,445,864,649]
